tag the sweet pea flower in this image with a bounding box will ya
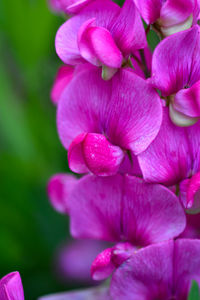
[133,0,199,36]
[111,239,200,300]
[63,174,185,277]
[49,0,93,14]
[151,25,200,127]
[57,67,162,176]
[56,0,146,79]
[138,107,200,210]
[0,272,24,300]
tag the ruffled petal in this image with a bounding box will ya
[67,174,186,244]
[55,0,119,65]
[133,0,162,24]
[0,272,24,300]
[151,25,200,96]
[78,19,123,68]
[66,0,93,14]
[47,174,78,213]
[57,68,162,156]
[111,0,147,56]
[51,65,74,104]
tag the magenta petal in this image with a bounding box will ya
[138,108,191,185]
[82,133,124,176]
[106,69,162,154]
[111,239,200,300]
[39,286,110,300]
[68,174,186,244]
[110,241,174,299]
[111,0,147,56]
[180,172,200,211]
[66,0,93,14]
[133,0,162,24]
[68,133,88,174]
[91,248,115,280]
[55,0,119,65]
[78,19,123,68]
[47,174,78,214]
[51,65,74,105]
[174,79,200,118]
[0,272,24,300]
[151,25,200,96]
[57,68,162,155]
[174,239,200,299]
[160,0,195,26]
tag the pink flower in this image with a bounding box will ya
[55,0,146,78]
[57,67,162,176]
[151,25,200,126]
[134,0,199,36]
[110,239,200,300]
[0,272,24,300]
[49,0,93,14]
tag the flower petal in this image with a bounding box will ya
[133,0,162,24]
[174,79,200,118]
[67,0,93,14]
[110,241,174,299]
[138,108,191,185]
[57,68,162,156]
[180,172,200,211]
[111,0,147,55]
[160,0,195,27]
[78,19,123,68]
[91,248,115,280]
[55,0,119,65]
[67,174,186,244]
[0,272,24,300]
[47,174,78,214]
[51,65,74,105]
[151,25,200,96]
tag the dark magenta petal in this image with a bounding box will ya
[179,172,200,211]
[78,19,123,68]
[47,173,78,214]
[179,213,200,239]
[151,25,200,96]
[0,272,24,300]
[111,0,147,55]
[67,174,186,244]
[39,286,110,300]
[133,0,162,24]
[91,243,136,281]
[51,65,74,105]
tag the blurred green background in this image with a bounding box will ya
[0,0,158,298]
[0,0,69,298]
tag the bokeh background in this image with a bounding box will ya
[0,0,158,298]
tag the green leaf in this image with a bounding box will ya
[188,281,200,300]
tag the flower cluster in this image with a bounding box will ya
[5,0,200,299]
